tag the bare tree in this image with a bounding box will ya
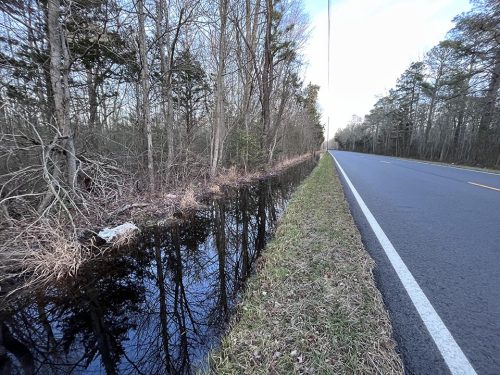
[47,0,77,189]
[137,0,155,189]
[210,0,229,176]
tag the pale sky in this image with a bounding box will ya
[302,0,472,140]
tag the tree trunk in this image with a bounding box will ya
[261,0,273,162]
[215,200,228,319]
[86,68,99,149]
[88,292,117,375]
[156,0,176,177]
[422,62,444,158]
[373,123,379,153]
[47,0,77,189]
[137,0,155,190]
[255,181,267,255]
[423,92,437,157]
[154,232,172,372]
[476,49,500,164]
[240,187,250,279]
[242,0,252,170]
[268,69,290,163]
[241,0,261,170]
[210,0,228,176]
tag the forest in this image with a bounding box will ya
[334,0,500,168]
[0,0,323,249]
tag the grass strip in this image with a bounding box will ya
[208,154,404,374]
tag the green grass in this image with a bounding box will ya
[208,154,403,374]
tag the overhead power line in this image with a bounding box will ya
[327,0,331,150]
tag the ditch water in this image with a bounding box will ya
[0,158,317,375]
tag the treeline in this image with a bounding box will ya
[335,0,499,167]
[0,0,323,224]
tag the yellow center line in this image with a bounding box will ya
[468,182,500,192]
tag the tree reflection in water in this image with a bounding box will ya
[0,158,316,374]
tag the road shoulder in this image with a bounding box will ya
[208,154,403,374]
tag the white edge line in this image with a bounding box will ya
[330,152,477,375]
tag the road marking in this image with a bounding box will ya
[330,152,477,375]
[468,182,500,192]
[380,161,391,164]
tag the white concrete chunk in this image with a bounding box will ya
[98,222,139,243]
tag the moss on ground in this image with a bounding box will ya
[208,154,403,374]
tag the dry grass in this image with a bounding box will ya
[271,153,317,174]
[0,220,103,298]
[109,226,140,248]
[218,166,241,186]
[207,153,318,192]
[109,153,318,225]
[179,187,202,211]
[0,153,318,300]
[208,154,403,374]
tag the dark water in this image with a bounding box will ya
[0,158,316,374]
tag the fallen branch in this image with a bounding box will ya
[109,203,149,217]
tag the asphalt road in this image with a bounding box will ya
[330,150,500,375]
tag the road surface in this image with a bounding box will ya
[330,150,500,375]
